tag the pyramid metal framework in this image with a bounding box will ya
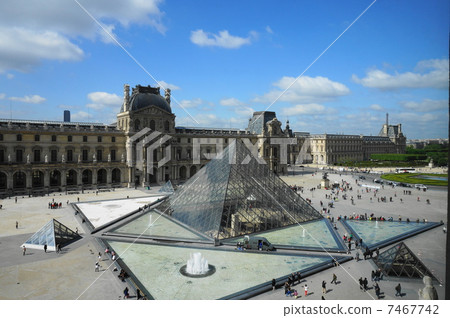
[373,242,438,281]
[23,219,81,251]
[158,140,323,240]
[159,180,174,194]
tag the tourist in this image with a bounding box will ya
[95,263,100,272]
[293,289,299,298]
[395,283,402,297]
[363,277,368,291]
[371,270,375,282]
[272,278,276,290]
[295,272,300,284]
[359,277,364,291]
[322,280,327,294]
[136,289,142,300]
[331,273,337,285]
[304,284,308,297]
[44,244,47,253]
[374,283,381,299]
[123,287,129,299]
[16,221,18,229]
[22,245,26,256]
[355,251,360,261]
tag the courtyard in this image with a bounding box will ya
[0,166,446,300]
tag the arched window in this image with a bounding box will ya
[134,119,140,131]
[164,120,170,132]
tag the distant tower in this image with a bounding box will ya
[64,110,70,122]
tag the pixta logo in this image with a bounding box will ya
[128,128,172,175]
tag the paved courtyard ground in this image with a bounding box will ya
[0,166,447,300]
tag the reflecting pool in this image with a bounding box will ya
[106,240,335,300]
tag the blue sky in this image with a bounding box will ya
[0,0,448,139]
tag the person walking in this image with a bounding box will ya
[304,284,308,297]
[16,221,18,229]
[44,244,47,253]
[331,273,337,285]
[95,262,100,272]
[374,283,381,299]
[272,278,276,291]
[123,287,129,299]
[363,278,368,291]
[359,277,364,291]
[322,280,327,294]
[22,245,26,256]
[395,283,402,297]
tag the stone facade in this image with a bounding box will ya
[0,84,406,196]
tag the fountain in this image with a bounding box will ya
[301,228,306,238]
[180,252,216,278]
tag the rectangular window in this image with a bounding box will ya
[111,149,116,161]
[0,149,4,162]
[52,135,57,142]
[67,150,73,162]
[16,149,23,163]
[97,136,102,142]
[34,149,41,162]
[68,135,72,142]
[188,138,191,143]
[111,136,116,143]
[0,134,3,141]
[97,149,102,162]
[17,134,22,141]
[51,150,57,162]
[83,136,88,142]
[82,149,88,161]
[34,135,40,142]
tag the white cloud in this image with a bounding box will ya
[399,99,447,112]
[190,29,255,49]
[352,58,449,90]
[396,112,440,123]
[219,97,247,107]
[158,81,180,91]
[281,103,327,116]
[265,26,274,34]
[254,76,350,104]
[9,94,46,104]
[71,111,91,121]
[369,104,384,111]
[86,92,121,110]
[0,27,84,73]
[0,93,5,99]
[0,0,165,72]
[176,98,212,109]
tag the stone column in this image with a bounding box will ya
[43,169,50,188]
[92,168,97,188]
[106,168,112,185]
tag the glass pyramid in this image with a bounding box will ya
[342,219,441,249]
[158,140,323,240]
[23,219,81,251]
[373,242,438,281]
[159,180,174,194]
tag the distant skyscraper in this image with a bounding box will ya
[64,110,70,122]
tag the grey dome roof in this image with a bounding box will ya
[129,93,171,113]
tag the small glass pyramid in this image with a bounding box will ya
[373,242,438,281]
[23,219,81,251]
[159,180,174,194]
[158,140,323,240]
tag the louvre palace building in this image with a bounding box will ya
[0,84,406,197]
